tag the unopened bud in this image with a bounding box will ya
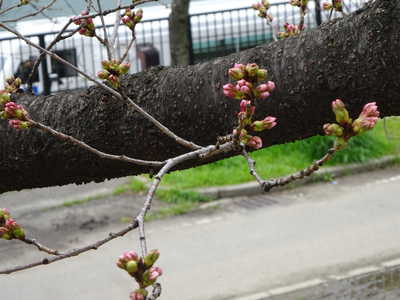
[144,249,160,268]
[332,99,350,125]
[246,136,263,149]
[245,63,259,79]
[251,116,277,131]
[126,260,138,274]
[323,123,343,137]
[130,289,148,300]
[228,67,245,80]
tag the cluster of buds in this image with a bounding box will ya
[73,10,95,37]
[322,0,343,12]
[122,8,143,30]
[0,208,25,240]
[97,60,130,88]
[323,99,380,149]
[290,0,309,12]
[252,0,273,23]
[20,0,30,5]
[224,63,277,149]
[0,78,31,130]
[278,23,303,39]
[117,249,162,299]
[224,63,274,100]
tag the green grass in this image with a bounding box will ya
[161,117,400,189]
[112,177,147,195]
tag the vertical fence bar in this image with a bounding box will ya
[315,0,322,26]
[38,34,51,95]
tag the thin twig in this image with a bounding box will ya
[96,0,113,60]
[20,237,63,255]
[2,0,57,23]
[135,142,237,256]
[0,221,138,275]
[27,20,76,90]
[120,35,136,62]
[0,3,24,17]
[0,22,202,150]
[243,146,338,192]
[73,0,156,22]
[28,118,165,167]
[110,0,122,49]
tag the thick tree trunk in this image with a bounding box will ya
[168,0,192,65]
[1,0,399,193]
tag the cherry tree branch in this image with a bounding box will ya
[20,237,63,256]
[0,221,138,275]
[1,0,57,23]
[74,0,157,22]
[28,117,165,167]
[96,0,113,60]
[242,145,338,192]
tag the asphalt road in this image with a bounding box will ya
[1,166,400,299]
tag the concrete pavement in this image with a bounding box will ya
[1,166,400,299]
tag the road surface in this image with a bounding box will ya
[1,166,400,299]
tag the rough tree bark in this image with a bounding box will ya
[1,0,399,193]
[168,0,191,65]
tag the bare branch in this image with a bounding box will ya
[242,146,338,192]
[20,237,63,256]
[110,0,123,49]
[1,0,57,23]
[28,118,165,167]
[135,142,238,255]
[27,20,77,90]
[74,0,157,22]
[0,221,138,275]
[121,35,136,62]
[96,0,113,60]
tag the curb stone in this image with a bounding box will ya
[196,155,399,200]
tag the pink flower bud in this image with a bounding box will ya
[251,116,277,131]
[266,81,275,91]
[239,85,251,95]
[130,289,148,300]
[123,250,139,261]
[259,91,270,100]
[247,136,263,149]
[228,67,244,80]
[234,63,246,71]
[240,100,251,113]
[361,117,379,129]
[256,84,269,93]
[122,16,131,24]
[119,63,131,74]
[223,83,239,99]
[322,2,332,10]
[5,218,16,228]
[148,266,163,280]
[360,102,379,118]
[331,99,350,125]
[323,123,343,137]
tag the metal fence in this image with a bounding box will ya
[0,0,367,95]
